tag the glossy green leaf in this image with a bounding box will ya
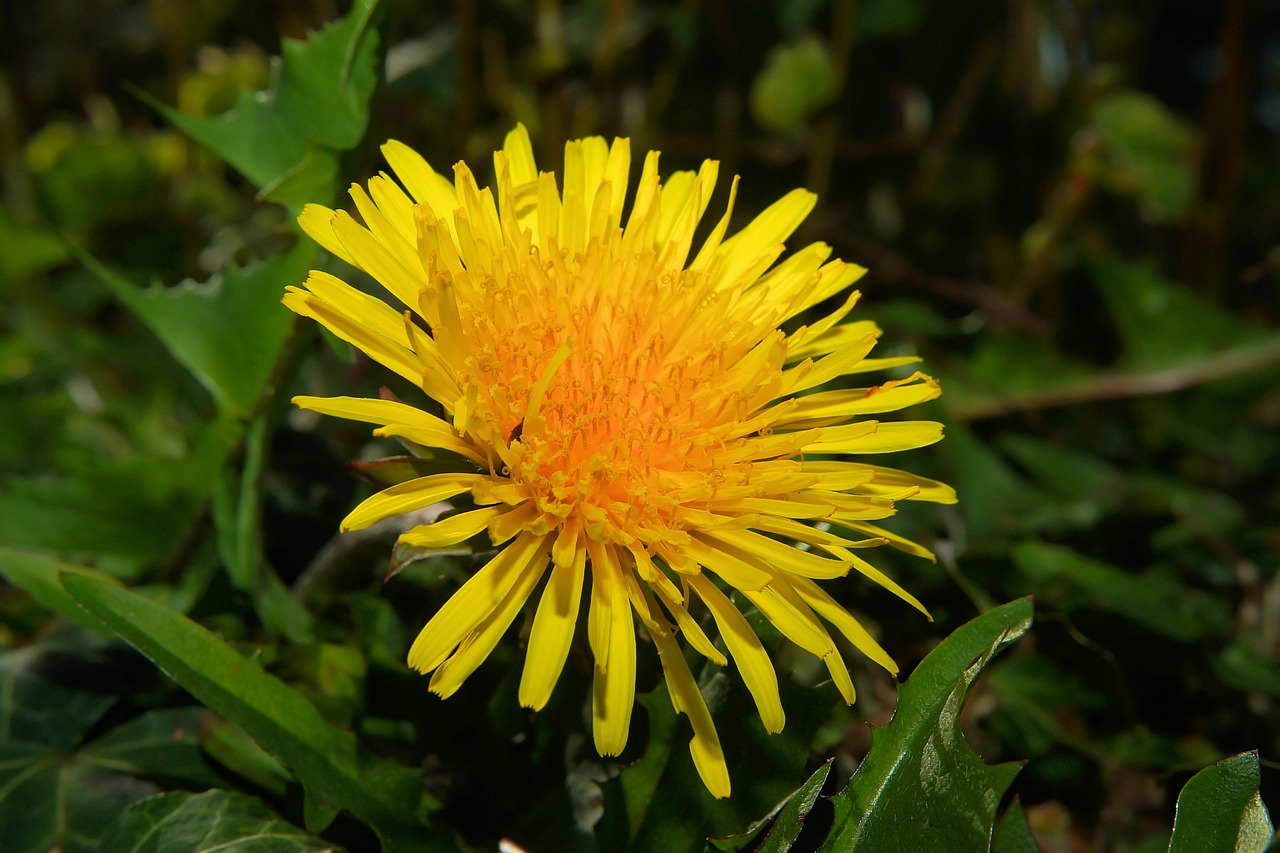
[83,240,311,416]
[1168,752,1274,853]
[100,789,341,853]
[826,598,1032,851]
[61,572,446,853]
[151,0,380,206]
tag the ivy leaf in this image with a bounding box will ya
[100,789,341,853]
[825,598,1032,851]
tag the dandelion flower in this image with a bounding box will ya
[285,125,955,798]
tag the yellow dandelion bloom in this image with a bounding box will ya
[285,125,955,799]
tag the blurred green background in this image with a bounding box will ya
[2,1,1279,851]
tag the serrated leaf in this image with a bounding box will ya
[99,789,341,853]
[83,240,311,416]
[151,0,380,207]
[60,571,447,853]
[826,598,1032,851]
[1168,752,1274,853]
[993,800,1039,853]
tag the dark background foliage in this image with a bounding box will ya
[2,1,1279,850]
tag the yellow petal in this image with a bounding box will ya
[398,506,504,549]
[430,547,550,698]
[687,574,784,733]
[281,290,422,385]
[809,421,944,455]
[591,543,636,756]
[407,531,551,673]
[298,205,357,266]
[340,472,487,532]
[716,188,816,287]
[519,535,587,710]
[652,626,731,798]
[701,528,851,580]
[792,576,899,676]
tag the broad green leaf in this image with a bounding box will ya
[151,0,381,206]
[0,548,117,631]
[61,571,444,853]
[1091,91,1198,221]
[826,598,1032,851]
[199,716,292,796]
[1168,752,1273,853]
[1011,541,1230,642]
[99,789,341,853]
[82,240,311,416]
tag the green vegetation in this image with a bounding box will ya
[2,1,1277,850]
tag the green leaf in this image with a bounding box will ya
[60,572,446,853]
[0,425,228,564]
[0,548,117,631]
[754,759,833,853]
[0,645,159,853]
[1090,258,1270,370]
[1011,541,1230,642]
[750,36,840,133]
[1091,91,1198,221]
[826,598,1032,851]
[1168,752,1274,853]
[79,708,221,788]
[100,789,341,853]
[82,240,311,416]
[150,0,381,207]
[993,800,1039,853]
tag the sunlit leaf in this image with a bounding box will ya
[149,0,381,207]
[83,241,312,416]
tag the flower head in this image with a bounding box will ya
[286,125,954,798]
